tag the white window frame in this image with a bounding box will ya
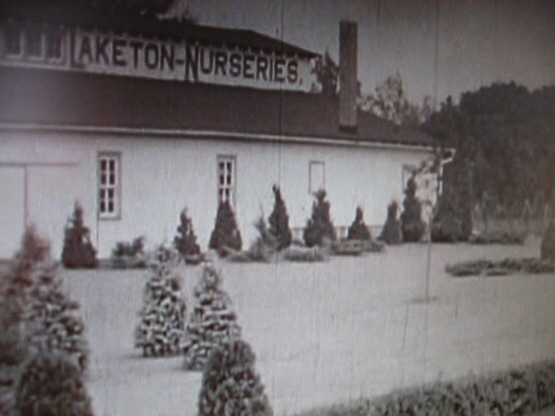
[98,153,121,219]
[217,155,236,206]
[309,160,325,193]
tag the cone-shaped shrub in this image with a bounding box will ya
[303,189,336,247]
[134,247,186,357]
[400,177,426,242]
[14,350,93,416]
[198,340,273,416]
[347,207,371,240]
[268,185,292,251]
[541,220,555,261]
[26,266,89,370]
[183,265,241,371]
[61,202,97,269]
[174,208,201,257]
[209,201,242,256]
[379,202,402,244]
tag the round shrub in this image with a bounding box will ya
[198,340,272,416]
[14,350,93,416]
[174,208,201,259]
[379,202,402,244]
[400,177,426,242]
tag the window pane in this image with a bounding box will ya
[226,162,232,172]
[25,29,42,57]
[100,201,106,212]
[109,160,115,171]
[46,31,62,59]
[219,162,225,171]
[100,159,107,171]
[109,174,115,185]
[108,189,114,199]
[226,174,231,185]
[6,26,21,55]
[100,174,106,185]
[108,201,114,212]
[219,174,224,185]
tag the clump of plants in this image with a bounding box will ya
[445,257,555,277]
[282,245,329,262]
[468,231,526,245]
[400,177,426,242]
[378,201,402,244]
[111,236,147,269]
[174,208,203,264]
[431,191,463,242]
[347,206,371,241]
[303,189,336,248]
[198,339,273,416]
[228,216,275,263]
[209,200,242,257]
[61,202,97,269]
[541,220,555,261]
[134,247,186,357]
[268,185,292,251]
[14,350,94,416]
[183,265,241,371]
[0,227,92,416]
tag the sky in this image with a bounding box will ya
[169,0,555,108]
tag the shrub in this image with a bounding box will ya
[61,202,97,269]
[303,189,336,247]
[134,247,186,357]
[268,185,292,251]
[183,265,241,371]
[174,208,201,261]
[209,201,242,257]
[541,220,555,261]
[233,216,276,263]
[282,246,328,262]
[378,202,402,244]
[198,340,273,416]
[431,189,464,242]
[347,207,371,241]
[14,350,93,416]
[111,236,147,269]
[469,231,526,245]
[400,177,426,242]
[445,257,555,277]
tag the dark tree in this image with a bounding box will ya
[208,201,242,256]
[183,265,241,371]
[198,340,272,416]
[303,189,336,247]
[61,202,97,269]
[313,51,338,96]
[400,177,426,242]
[347,206,371,240]
[174,208,201,257]
[268,185,292,251]
[431,187,463,242]
[379,202,402,244]
[14,350,93,416]
[541,221,555,261]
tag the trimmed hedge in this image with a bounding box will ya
[295,360,555,416]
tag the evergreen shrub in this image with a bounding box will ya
[183,265,241,371]
[134,247,186,357]
[198,340,273,416]
[268,185,292,251]
[303,190,336,248]
[174,208,203,264]
[378,202,402,244]
[347,207,371,241]
[282,246,328,262]
[541,221,555,261]
[111,236,147,269]
[400,177,426,242]
[14,350,93,416]
[431,191,463,242]
[61,202,97,269]
[209,201,242,257]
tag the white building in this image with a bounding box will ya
[0,11,438,259]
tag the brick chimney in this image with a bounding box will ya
[339,21,358,132]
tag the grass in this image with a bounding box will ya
[60,239,555,416]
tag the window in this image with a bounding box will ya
[98,153,120,218]
[45,30,63,60]
[5,25,22,56]
[25,28,42,58]
[217,156,235,204]
[309,161,325,193]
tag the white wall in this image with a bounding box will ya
[0,131,431,259]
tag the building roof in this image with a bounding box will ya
[0,66,434,147]
[0,2,318,59]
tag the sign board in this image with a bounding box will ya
[70,29,318,91]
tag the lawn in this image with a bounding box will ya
[62,239,555,416]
